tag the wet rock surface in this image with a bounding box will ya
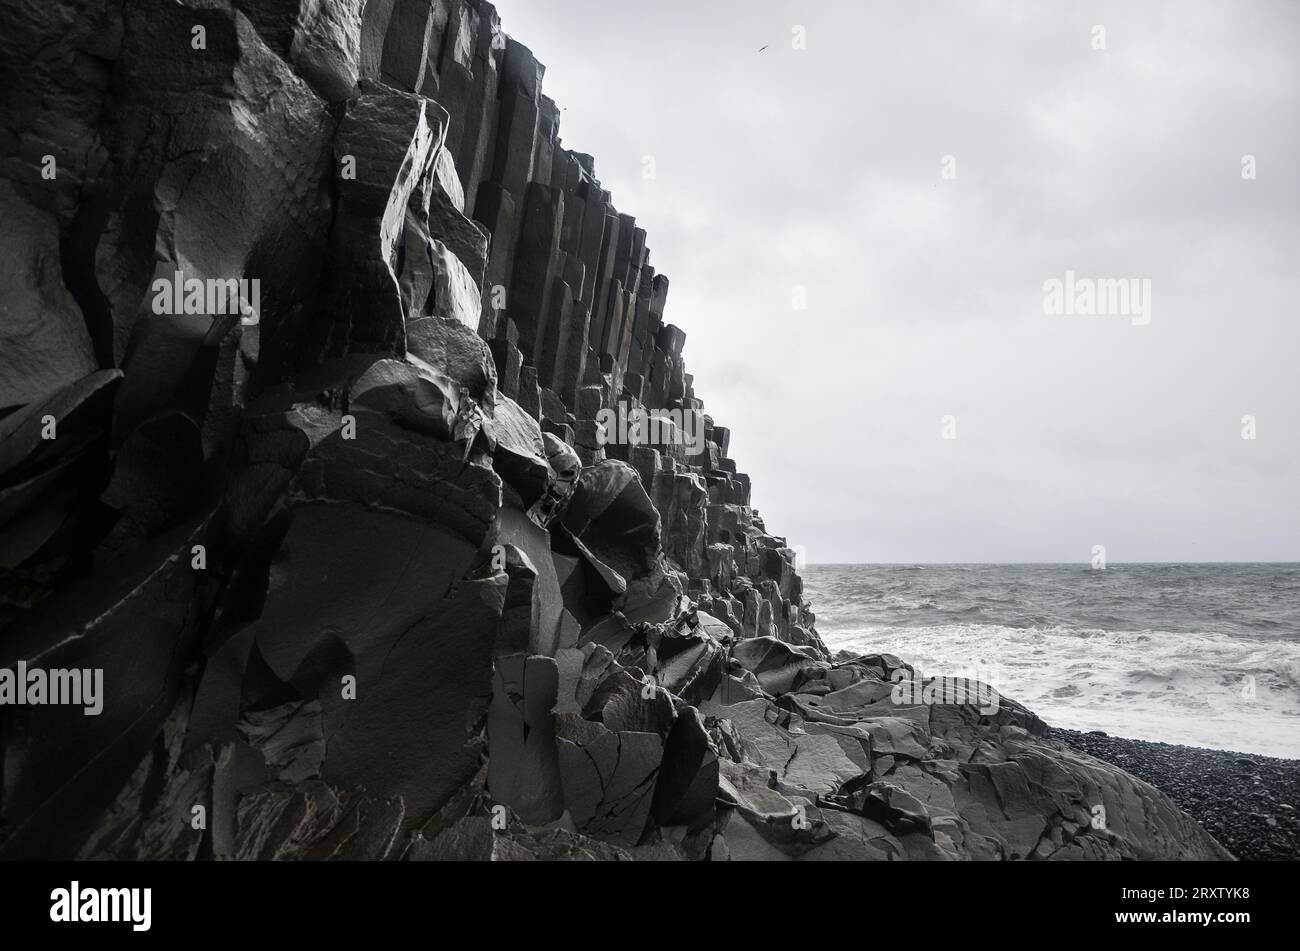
[0,0,1232,861]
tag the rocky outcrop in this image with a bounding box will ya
[0,0,1228,861]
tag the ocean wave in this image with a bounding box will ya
[817,621,1300,758]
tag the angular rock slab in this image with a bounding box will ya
[487,653,564,825]
[555,713,662,847]
[650,706,719,832]
[242,501,494,829]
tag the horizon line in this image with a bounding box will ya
[802,560,1300,566]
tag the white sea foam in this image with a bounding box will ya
[822,622,1300,758]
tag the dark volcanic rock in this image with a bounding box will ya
[651,706,719,832]
[555,713,662,847]
[487,653,563,825]
[0,0,1232,863]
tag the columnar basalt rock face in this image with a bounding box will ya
[0,0,1229,861]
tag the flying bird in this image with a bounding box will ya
[758,45,769,52]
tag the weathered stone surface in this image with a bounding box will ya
[312,84,443,360]
[239,502,494,828]
[232,780,405,861]
[429,179,490,290]
[731,636,828,696]
[650,706,718,831]
[405,316,496,400]
[378,0,448,94]
[422,239,483,328]
[0,517,216,859]
[0,371,122,595]
[556,714,662,847]
[75,697,210,861]
[416,816,633,861]
[582,664,676,736]
[281,390,503,546]
[98,409,204,552]
[0,182,97,409]
[488,654,563,824]
[483,396,550,509]
[561,460,661,589]
[237,699,326,785]
[290,0,367,101]
[349,357,458,437]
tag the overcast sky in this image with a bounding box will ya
[492,0,1299,563]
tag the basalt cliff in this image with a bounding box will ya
[0,0,1229,861]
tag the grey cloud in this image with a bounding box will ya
[495,0,1299,561]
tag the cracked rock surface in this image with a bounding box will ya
[0,0,1229,861]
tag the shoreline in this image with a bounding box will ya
[1051,728,1300,861]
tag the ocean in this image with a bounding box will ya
[802,564,1300,759]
